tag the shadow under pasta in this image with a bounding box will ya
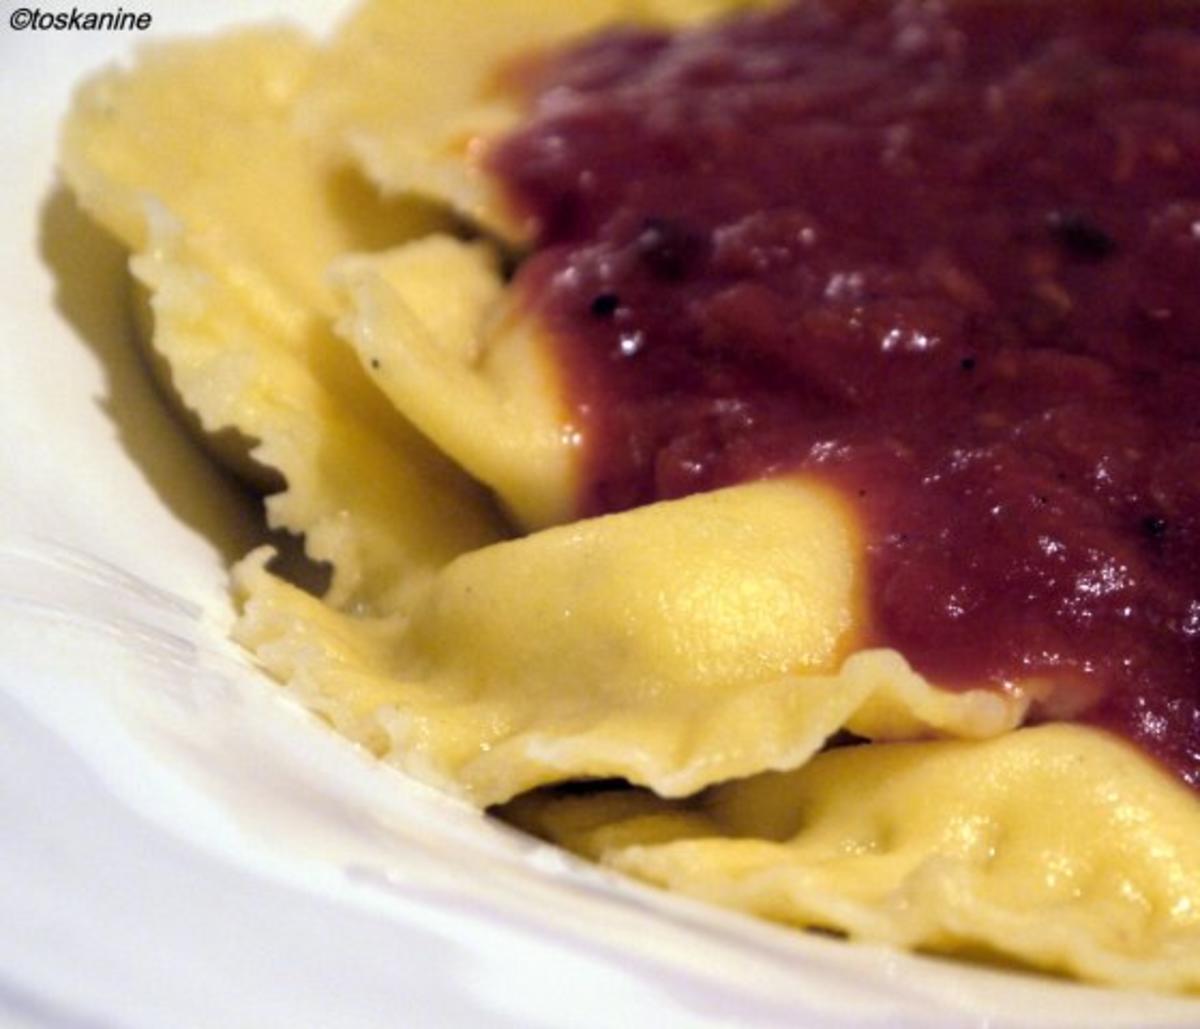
[39,185,268,569]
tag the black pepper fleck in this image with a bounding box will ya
[1047,210,1115,261]
[960,356,977,371]
[1141,515,1168,539]
[590,293,620,318]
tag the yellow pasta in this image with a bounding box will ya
[60,27,507,613]
[331,239,577,528]
[234,481,1025,804]
[504,725,1200,992]
[296,0,777,242]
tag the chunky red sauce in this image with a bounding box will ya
[488,0,1200,787]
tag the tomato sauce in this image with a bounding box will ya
[489,0,1200,786]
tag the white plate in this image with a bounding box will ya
[4,4,1200,1026]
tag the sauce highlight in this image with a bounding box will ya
[489,0,1200,786]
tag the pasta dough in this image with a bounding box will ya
[296,0,778,243]
[503,725,1200,991]
[331,239,578,528]
[60,27,507,613]
[234,481,1025,804]
[57,0,1200,993]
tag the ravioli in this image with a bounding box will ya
[331,239,577,528]
[60,27,507,613]
[58,0,1200,995]
[503,726,1200,991]
[295,0,777,243]
[235,481,1024,803]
